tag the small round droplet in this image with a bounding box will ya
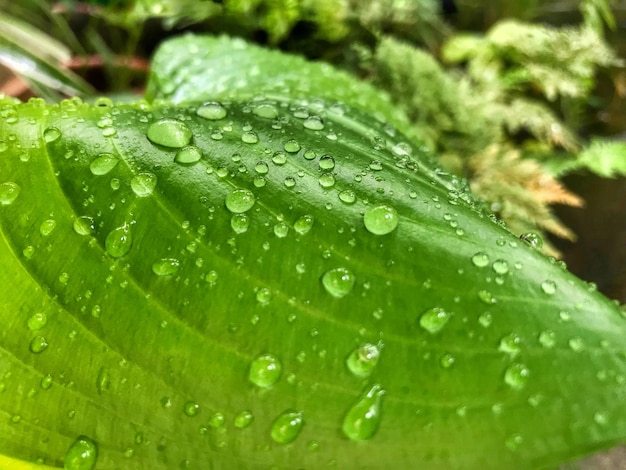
[504,363,530,390]
[147,118,192,148]
[64,436,98,470]
[254,161,269,174]
[318,155,335,170]
[440,354,455,368]
[225,189,255,213]
[520,232,543,249]
[283,140,301,153]
[338,189,356,204]
[152,258,180,276]
[318,173,335,188]
[272,151,287,165]
[40,219,57,236]
[253,103,279,119]
[196,101,227,120]
[346,343,380,377]
[271,410,304,444]
[471,252,490,267]
[27,313,47,331]
[184,401,200,417]
[0,182,20,205]
[478,290,497,305]
[231,214,250,234]
[105,223,132,258]
[174,145,202,164]
[541,280,557,295]
[303,116,324,130]
[274,222,289,238]
[499,333,522,356]
[29,336,49,354]
[208,412,225,428]
[322,267,355,298]
[364,205,399,235]
[342,384,384,441]
[233,410,254,429]
[40,374,53,390]
[73,216,95,236]
[249,353,282,388]
[478,312,492,328]
[419,307,452,334]
[569,336,585,352]
[492,259,509,274]
[294,215,314,235]
[369,161,383,171]
[130,172,157,197]
[89,153,119,176]
[538,330,556,348]
[241,131,259,144]
[43,127,61,143]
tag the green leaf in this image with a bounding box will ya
[1,58,626,469]
[576,139,626,178]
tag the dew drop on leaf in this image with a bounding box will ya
[256,287,272,304]
[318,154,335,170]
[43,127,61,143]
[338,189,356,204]
[440,353,455,368]
[225,189,255,213]
[478,312,492,328]
[174,145,202,164]
[419,307,452,334]
[231,214,250,234]
[249,353,282,387]
[89,153,119,176]
[130,172,157,197]
[346,343,380,377]
[184,401,200,417]
[0,182,20,205]
[271,410,304,444]
[29,335,48,354]
[505,433,524,451]
[568,336,585,352]
[520,232,543,249]
[254,161,269,174]
[39,219,57,237]
[471,252,490,267]
[105,223,132,258]
[294,214,314,235]
[541,280,557,295]
[208,412,225,428]
[478,290,497,305]
[318,173,335,188]
[492,259,509,274]
[303,116,324,130]
[283,139,301,153]
[241,131,259,144]
[95,367,111,394]
[303,149,316,160]
[27,313,47,331]
[147,118,192,148]
[499,333,522,356]
[342,384,384,441]
[64,435,98,470]
[40,374,53,390]
[272,151,287,165]
[233,410,254,429]
[73,216,95,236]
[252,103,278,119]
[322,267,355,298]
[274,221,289,238]
[538,330,556,348]
[196,101,227,120]
[152,258,180,276]
[363,205,399,235]
[504,363,530,390]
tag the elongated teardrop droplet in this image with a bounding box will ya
[271,410,304,444]
[342,384,384,441]
[105,223,132,258]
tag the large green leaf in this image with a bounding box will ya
[0,40,625,470]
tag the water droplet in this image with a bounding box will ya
[174,145,202,164]
[208,412,225,428]
[318,173,336,188]
[256,287,272,304]
[520,232,543,249]
[225,189,255,213]
[440,354,455,368]
[95,367,110,394]
[471,252,490,267]
[40,374,53,390]
[283,176,296,188]
[322,267,355,298]
[130,172,157,197]
[0,182,20,205]
[274,222,289,238]
[594,411,609,426]
[478,312,492,328]
[27,313,47,331]
[196,101,227,120]
[338,189,356,204]
[255,161,269,174]
[231,214,250,234]
[346,343,380,377]
[39,219,57,236]
[363,205,399,235]
[283,140,301,153]
[271,410,304,444]
[505,433,524,451]
[105,223,132,258]
[272,151,287,165]
[538,330,556,348]
[541,280,556,295]
[419,307,452,334]
[64,436,98,470]
[294,215,314,235]
[318,154,335,170]
[73,216,94,236]
[499,333,522,356]
[303,149,316,160]
[152,258,180,276]
[0,140,7,153]
[147,118,192,148]
[253,103,279,119]
[504,363,529,390]
[241,131,259,144]
[492,259,509,274]
[233,410,254,429]
[568,336,585,352]
[249,353,282,387]
[369,161,383,171]
[29,336,49,354]
[303,116,324,130]
[89,153,119,176]
[342,384,384,441]
[184,401,200,417]
[478,290,497,304]
[43,127,61,143]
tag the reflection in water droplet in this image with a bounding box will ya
[196,101,227,120]
[89,153,119,176]
[346,343,380,377]
[504,363,529,390]
[64,436,98,470]
[105,223,132,258]
[271,410,304,444]
[130,172,157,197]
[419,307,452,334]
[283,140,301,153]
[174,145,202,164]
[152,258,180,276]
[231,214,250,234]
[147,118,192,148]
[364,205,398,235]
[319,154,335,170]
[43,127,61,143]
[0,182,20,205]
[318,173,336,188]
[249,353,282,387]
[225,189,255,213]
[342,384,384,441]
[520,232,543,249]
[322,267,355,298]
